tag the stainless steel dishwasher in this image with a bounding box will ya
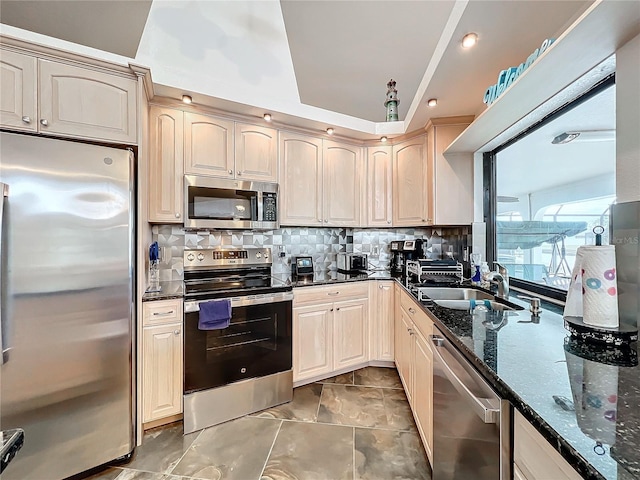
[431,328,511,480]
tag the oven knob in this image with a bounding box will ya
[256,252,262,259]
[187,253,195,261]
[197,253,205,261]
[241,367,247,374]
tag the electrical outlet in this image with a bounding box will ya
[372,245,380,256]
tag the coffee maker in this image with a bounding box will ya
[389,239,424,276]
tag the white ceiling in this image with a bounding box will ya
[0,0,595,139]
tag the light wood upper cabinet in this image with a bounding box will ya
[235,123,277,182]
[279,131,323,226]
[425,117,474,225]
[293,303,333,382]
[0,49,37,132]
[184,111,234,177]
[148,106,184,223]
[333,299,368,370]
[367,146,393,226]
[323,141,364,226]
[393,135,428,226]
[39,59,137,143]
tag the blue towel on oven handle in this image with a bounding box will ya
[198,299,232,330]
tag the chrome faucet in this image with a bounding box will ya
[487,262,509,299]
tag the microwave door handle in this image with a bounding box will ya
[430,335,500,424]
[257,191,264,223]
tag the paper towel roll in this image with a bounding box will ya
[564,246,619,328]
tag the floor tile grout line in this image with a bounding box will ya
[258,419,283,479]
[115,465,206,480]
[352,426,356,480]
[276,416,416,434]
[165,428,205,476]
[315,382,325,422]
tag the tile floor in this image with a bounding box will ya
[84,367,431,480]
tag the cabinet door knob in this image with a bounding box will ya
[387,220,391,224]
[40,119,49,126]
[175,213,181,218]
[330,308,334,312]
[174,329,180,335]
[379,284,383,289]
[237,171,242,176]
[228,169,233,175]
[22,116,31,124]
[421,218,426,222]
[324,219,328,223]
[408,307,415,314]
[336,308,340,311]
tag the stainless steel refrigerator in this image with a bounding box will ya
[0,132,134,479]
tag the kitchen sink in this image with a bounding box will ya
[417,287,495,301]
[433,299,519,311]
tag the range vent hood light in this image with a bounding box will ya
[552,130,615,144]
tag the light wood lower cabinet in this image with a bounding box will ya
[514,410,583,480]
[333,299,368,369]
[293,284,369,383]
[412,327,433,463]
[395,286,434,464]
[293,303,333,381]
[371,281,394,362]
[142,299,183,424]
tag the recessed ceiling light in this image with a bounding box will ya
[326,128,334,135]
[380,136,388,143]
[427,98,438,107]
[182,95,192,104]
[263,113,272,122]
[462,33,478,48]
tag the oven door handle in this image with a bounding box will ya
[184,292,293,312]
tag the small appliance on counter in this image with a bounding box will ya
[291,255,314,279]
[390,239,424,276]
[337,253,368,273]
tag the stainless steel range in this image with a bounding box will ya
[182,247,293,434]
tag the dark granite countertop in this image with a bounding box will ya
[142,281,184,301]
[401,282,640,480]
[275,270,396,287]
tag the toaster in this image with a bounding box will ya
[337,253,368,273]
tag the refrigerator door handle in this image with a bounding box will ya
[1,182,8,364]
[431,334,500,424]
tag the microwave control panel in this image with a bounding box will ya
[263,192,277,222]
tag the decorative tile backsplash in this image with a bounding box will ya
[152,225,471,281]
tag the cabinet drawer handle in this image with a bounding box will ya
[174,329,180,335]
[40,119,49,126]
[22,116,31,124]
[153,310,175,316]
[408,307,415,314]
[327,292,340,296]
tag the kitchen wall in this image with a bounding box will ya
[152,225,471,281]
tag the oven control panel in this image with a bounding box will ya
[184,247,272,269]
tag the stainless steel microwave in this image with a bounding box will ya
[184,176,279,230]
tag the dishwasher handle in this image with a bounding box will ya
[431,334,500,424]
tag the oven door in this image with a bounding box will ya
[183,293,292,394]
